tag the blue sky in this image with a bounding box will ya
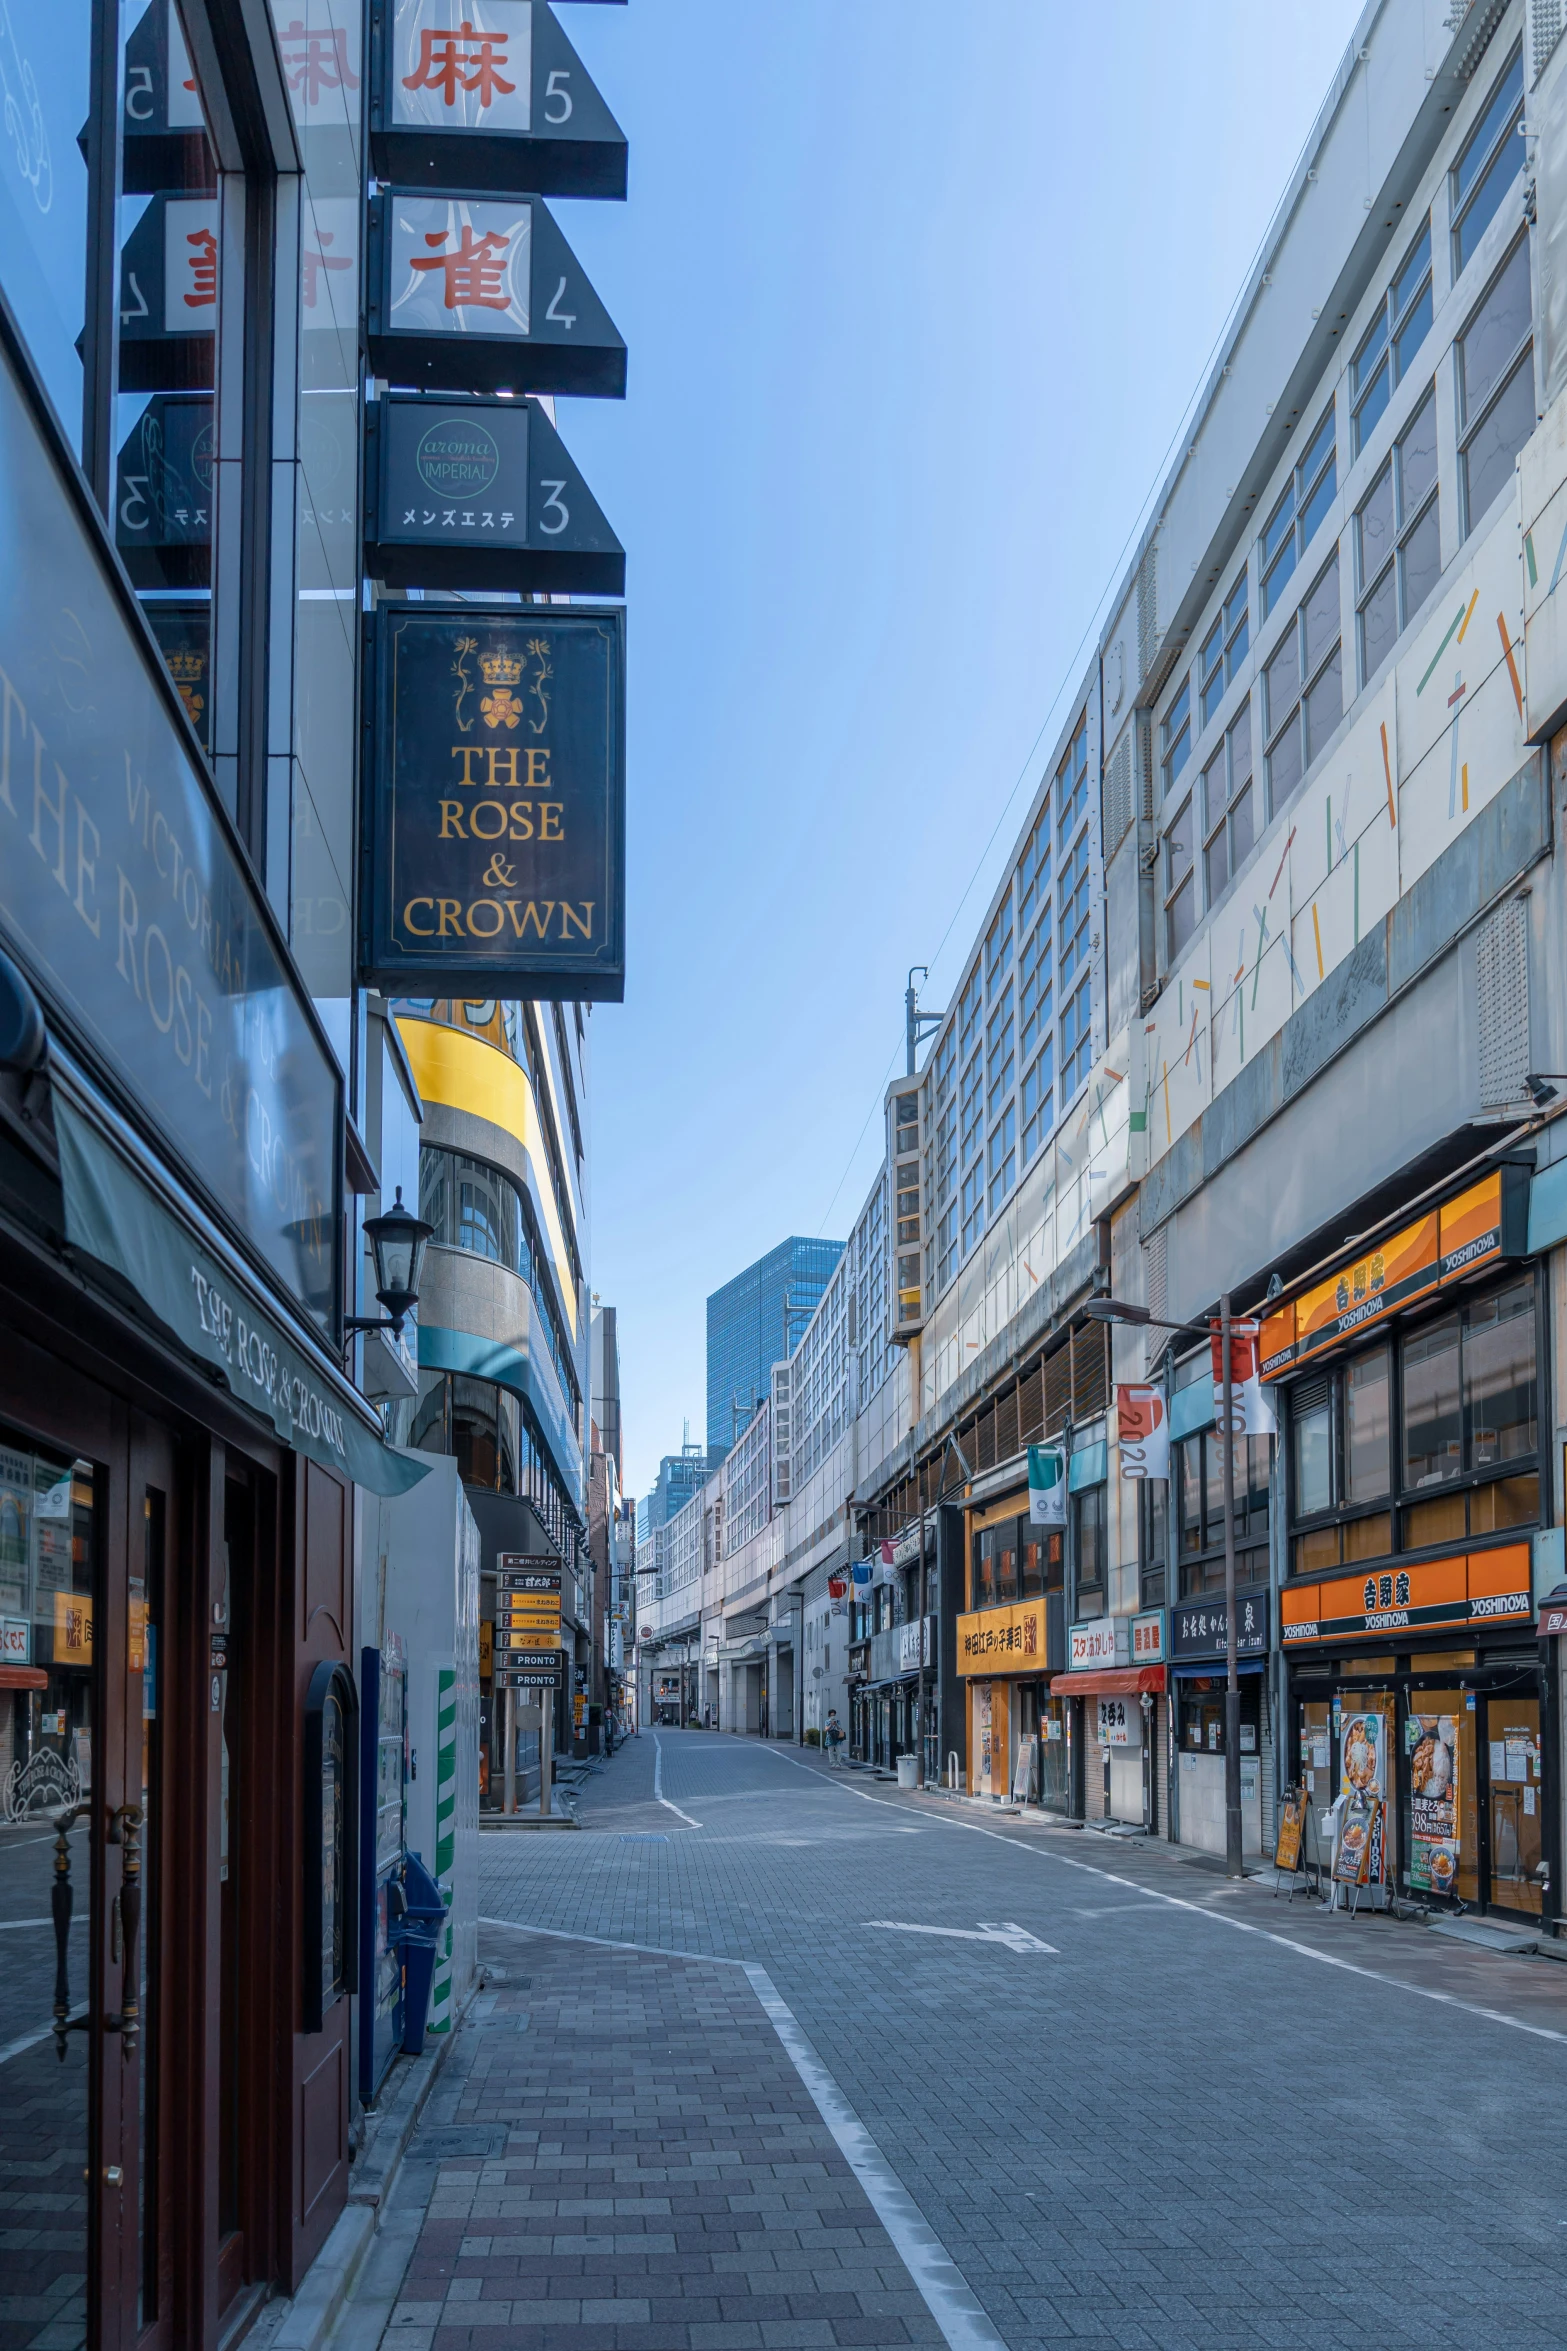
[556,1,1364,1504]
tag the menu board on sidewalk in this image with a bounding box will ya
[1408,1712,1460,1895]
[1274,1787,1306,1874]
[1012,1734,1037,1803]
[1334,1791,1378,1885]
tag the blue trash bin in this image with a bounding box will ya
[392,1851,450,2055]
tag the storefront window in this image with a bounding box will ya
[1286,1273,1539,1570]
[0,0,92,452]
[1073,1482,1105,1615]
[1403,1316,1461,1488]
[1292,1378,1332,1515]
[1178,1674,1261,1754]
[1344,1349,1391,1500]
[1173,1431,1271,1597]
[1138,1480,1168,1608]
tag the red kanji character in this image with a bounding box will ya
[278,18,361,105]
[402,19,513,108]
[183,227,218,308]
[302,229,353,308]
[409,225,511,311]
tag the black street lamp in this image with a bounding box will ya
[345,1185,434,1343]
[1085,1288,1250,1880]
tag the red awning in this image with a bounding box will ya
[0,1666,48,1690]
[1049,1665,1166,1697]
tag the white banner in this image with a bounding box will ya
[1116,1384,1170,1479]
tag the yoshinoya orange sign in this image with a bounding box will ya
[1259,1167,1529,1378]
[1280,1545,1531,1646]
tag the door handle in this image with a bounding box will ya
[50,1802,88,2060]
[106,1804,144,2058]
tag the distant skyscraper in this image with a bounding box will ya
[706,1237,844,1458]
[638,1446,713,1545]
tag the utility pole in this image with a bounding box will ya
[1087,1293,1254,1881]
[905,966,944,1077]
[1220,1294,1242,1878]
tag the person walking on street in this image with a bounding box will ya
[825,1709,844,1766]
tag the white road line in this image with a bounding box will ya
[772,1749,1567,2049]
[865,1918,1057,1954]
[0,1919,51,1930]
[651,1734,704,1829]
[743,1963,1009,2351]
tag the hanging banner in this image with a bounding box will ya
[1116,1384,1169,1480]
[1027,1444,1066,1526]
[366,189,626,396]
[361,600,625,1000]
[370,0,628,197]
[1210,1319,1277,1446]
[364,391,624,592]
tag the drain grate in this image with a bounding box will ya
[619,1833,668,1843]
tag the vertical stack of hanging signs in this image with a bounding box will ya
[361,0,628,1002]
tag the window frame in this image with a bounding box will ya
[1456,232,1536,542]
[1201,701,1254,909]
[1164,789,1195,961]
[1450,46,1525,282]
[1261,404,1336,621]
[1350,216,1433,458]
[1355,385,1442,684]
[1263,551,1341,813]
[1283,1270,1542,1575]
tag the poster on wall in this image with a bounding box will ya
[1339,1705,1392,1885]
[1408,1711,1460,1896]
[973,1681,994,1797]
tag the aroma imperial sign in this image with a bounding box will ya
[361,600,625,1000]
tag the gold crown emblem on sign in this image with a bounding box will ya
[479,647,524,686]
[166,649,205,681]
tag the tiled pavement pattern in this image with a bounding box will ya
[456,1732,1567,2351]
[385,1945,942,2351]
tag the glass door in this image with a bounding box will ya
[1483,1694,1543,1917]
[0,1445,98,2351]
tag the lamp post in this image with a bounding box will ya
[1085,1292,1247,1880]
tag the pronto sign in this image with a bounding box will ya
[1258,1167,1529,1378]
[361,601,624,1000]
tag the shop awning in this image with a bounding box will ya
[1050,1666,1166,1697]
[54,1097,429,1498]
[0,1665,47,1690]
[1170,1656,1266,1678]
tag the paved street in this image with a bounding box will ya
[358,1730,1567,2351]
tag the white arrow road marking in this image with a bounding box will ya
[865,1918,1057,1953]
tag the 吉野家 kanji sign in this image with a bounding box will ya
[364,391,624,593]
[360,601,625,1000]
[367,189,626,396]
[370,0,627,197]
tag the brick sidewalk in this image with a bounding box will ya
[385,1932,944,2351]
